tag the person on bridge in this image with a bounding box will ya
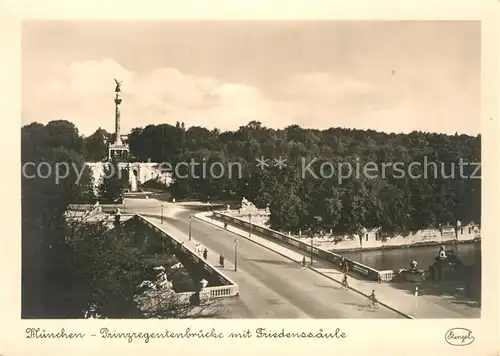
[203,248,208,260]
[219,253,225,268]
[342,273,349,289]
[340,257,349,273]
[369,289,378,307]
[301,256,307,269]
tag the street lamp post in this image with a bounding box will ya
[413,287,419,317]
[310,235,313,265]
[248,214,252,238]
[189,215,192,241]
[234,239,238,271]
[161,204,164,224]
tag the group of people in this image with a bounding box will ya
[193,243,381,307]
[299,255,379,307]
[340,270,378,307]
[339,256,378,307]
[195,243,226,268]
[195,244,209,260]
[340,256,350,273]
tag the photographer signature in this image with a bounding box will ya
[444,328,475,346]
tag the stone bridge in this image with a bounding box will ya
[87,162,173,192]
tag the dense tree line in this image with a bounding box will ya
[26,119,480,240]
[126,120,481,235]
[22,121,146,317]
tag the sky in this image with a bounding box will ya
[21,21,481,136]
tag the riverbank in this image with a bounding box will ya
[340,239,481,272]
[293,227,480,252]
[327,237,481,253]
[234,213,481,253]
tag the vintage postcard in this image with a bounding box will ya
[1,0,499,355]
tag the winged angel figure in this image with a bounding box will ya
[114,78,123,92]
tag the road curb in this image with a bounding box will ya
[194,213,414,319]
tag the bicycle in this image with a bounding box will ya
[369,298,379,308]
[368,290,379,308]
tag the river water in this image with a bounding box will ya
[340,242,481,271]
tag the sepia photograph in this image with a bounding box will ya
[21,20,482,321]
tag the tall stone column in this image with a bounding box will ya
[114,91,122,145]
[108,79,129,162]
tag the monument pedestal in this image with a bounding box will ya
[108,143,130,162]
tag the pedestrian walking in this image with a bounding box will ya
[114,208,121,228]
[301,256,307,269]
[203,248,208,260]
[219,253,225,268]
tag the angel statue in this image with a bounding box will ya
[114,78,123,92]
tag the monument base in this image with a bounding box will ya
[108,143,130,162]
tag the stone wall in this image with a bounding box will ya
[298,225,480,251]
[246,212,480,251]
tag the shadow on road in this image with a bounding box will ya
[339,301,378,312]
[315,284,345,291]
[244,258,296,267]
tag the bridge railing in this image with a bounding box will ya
[228,209,270,217]
[171,284,237,304]
[379,269,407,281]
[213,211,386,282]
[68,203,125,213]
[206,285,239,298]
[135,214,239,299]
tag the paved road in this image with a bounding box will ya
[125,198,403,318]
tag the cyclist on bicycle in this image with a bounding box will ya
[369,290,378,306]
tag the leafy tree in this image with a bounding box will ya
[130,120,480,233]
[83,127,110,162]
[98,158,126,203]
[63,217,146,317]
[22,121,223,318]
[46,117,482,234]
[22,122,93,317]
